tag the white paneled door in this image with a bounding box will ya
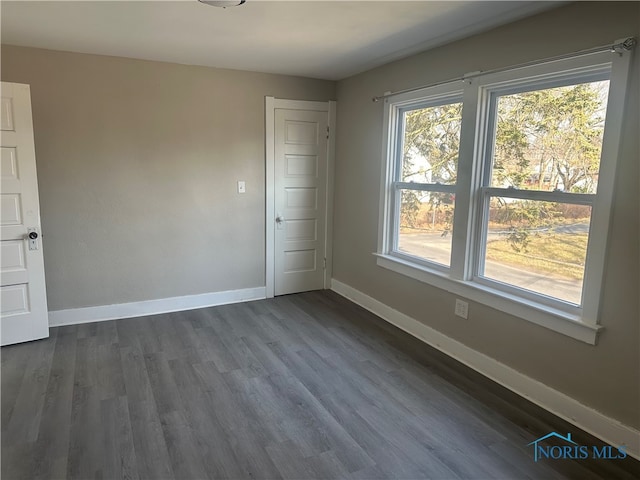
[273,107,330,296]
[1,82,49,346]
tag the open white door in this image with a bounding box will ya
[1,82,49,346]
[266,98,335,297]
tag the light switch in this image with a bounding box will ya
[238,181,246,194]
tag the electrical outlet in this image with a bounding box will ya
[454,299,468,319]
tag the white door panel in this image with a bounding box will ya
[1,240,28,285]
[1,82,49,346]
[274,108,328,296]
[1,97,15,131]
[1,284,30,316]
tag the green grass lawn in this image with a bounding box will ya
[486,232,588,280]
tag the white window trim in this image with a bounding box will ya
[376,49,633,345]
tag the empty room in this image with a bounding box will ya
[1,1,638,479]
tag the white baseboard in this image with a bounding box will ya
[48,286,266,327]
[330,278,640,460]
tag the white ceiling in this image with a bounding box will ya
[1,1,561,80]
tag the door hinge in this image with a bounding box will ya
[323,258,327,270]
[326,126,330,139]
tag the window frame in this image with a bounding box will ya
[376,50,633,344]
[472,67,611,313]
[389,91,464,271]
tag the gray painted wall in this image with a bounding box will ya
[0,46,336,311]
[332,1,639,427]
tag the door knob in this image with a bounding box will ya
[27,228,39,251]
[276,216,284,223]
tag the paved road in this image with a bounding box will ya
[398,229,582,304]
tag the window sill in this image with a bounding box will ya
[374,253,602,345]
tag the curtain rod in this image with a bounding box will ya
[372,37,637,102]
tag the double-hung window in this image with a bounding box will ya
[391,90,463,269]
[377,47,633,343]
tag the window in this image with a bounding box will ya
[394,95,463,268]
[377,50,632,343]
[476,76,610,307]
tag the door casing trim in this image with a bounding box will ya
[265,97,336,298]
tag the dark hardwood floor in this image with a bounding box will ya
[2,290,638,479]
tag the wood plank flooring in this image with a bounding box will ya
[2,290,638,479]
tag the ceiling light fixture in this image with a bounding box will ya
[198,1,246,8]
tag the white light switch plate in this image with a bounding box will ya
[238,181,246,193]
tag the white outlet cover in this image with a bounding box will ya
[455,299,468,319]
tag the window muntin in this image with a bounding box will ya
[391,99,462,268]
